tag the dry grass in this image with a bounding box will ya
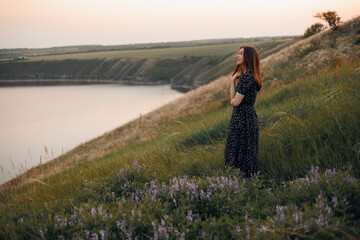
[261,16,360,81]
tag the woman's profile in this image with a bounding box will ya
[224,45,262,177]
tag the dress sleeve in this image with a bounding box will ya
[236,72,254,95]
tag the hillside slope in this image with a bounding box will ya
[261,16,360,86]
[1,53,359,240]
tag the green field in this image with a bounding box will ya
[21,40,294,61]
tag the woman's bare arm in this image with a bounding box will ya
[231,92,245,107]
[230,73,245,107]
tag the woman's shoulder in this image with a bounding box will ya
[242,72,254,81]
[243,71,253,77]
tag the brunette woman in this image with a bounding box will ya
[224,46,262,177]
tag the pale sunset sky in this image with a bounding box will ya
[0,0,359,49]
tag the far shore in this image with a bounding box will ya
[0,79,171,87]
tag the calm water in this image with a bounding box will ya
[0,84,183,184]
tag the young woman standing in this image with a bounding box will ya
[224,46,262,177]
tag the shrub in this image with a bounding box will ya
[314,11,341,31]
[303,23,325,38]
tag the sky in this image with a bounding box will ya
[0,0,359,49]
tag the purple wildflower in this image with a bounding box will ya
[85,230,90,238]
[298,212,303,226]
[245,223,250,240]
[167,223,173,234]
[115,219,127,232]
[304,221,310,233]
[325,205,332,215]
[18,218,24,226]
[152,223,159,240]
[342,173,357,183]
[310,165,319,176]
[91,233,99,240]
[39,230,45,240]
[293,211,299,223]
[332,196,337,208]
[275,205,285,221]
[98,205,103,216]
[133,160,138,168]
[186,210,193,222]
[324,168,336,178]
[179,232,185,240]
[91,207,96,218]
[70,213,77,224]
[99,230,106,240]
[316,212,324,228]
[55,215,67,228]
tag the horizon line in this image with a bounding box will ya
[0,34,300,51]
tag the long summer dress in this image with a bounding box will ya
[224,72,259,177]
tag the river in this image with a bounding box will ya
[0,84,183,184]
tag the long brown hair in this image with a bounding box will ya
[232,45,262,91]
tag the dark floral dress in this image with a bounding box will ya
[224,72,259,177]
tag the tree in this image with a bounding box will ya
[314,11,341,30]
[302,23,325,38]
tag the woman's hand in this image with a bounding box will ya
[231,72,241,82]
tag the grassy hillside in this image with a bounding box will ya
[261,16,360,86]
[5,16,356,175]
[1,57,359,239]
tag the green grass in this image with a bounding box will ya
[0,59,359,239]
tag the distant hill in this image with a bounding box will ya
[0,38,296,92]
[0,36,295,60]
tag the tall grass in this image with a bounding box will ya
[256,60,360,180]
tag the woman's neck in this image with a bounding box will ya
[242,66,248,73]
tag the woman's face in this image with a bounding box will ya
[236,48,244,65]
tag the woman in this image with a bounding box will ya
[224,46,262,177]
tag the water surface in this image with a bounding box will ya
[0,84,183,184]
